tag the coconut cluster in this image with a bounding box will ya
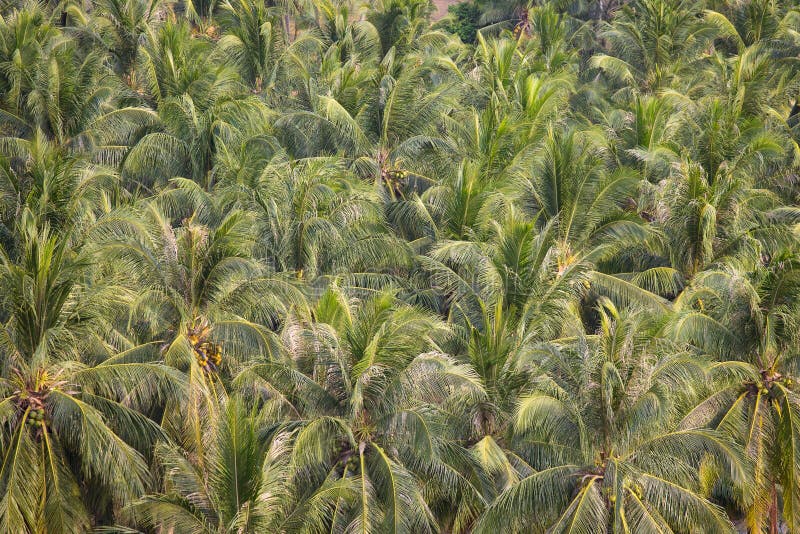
[187,320,223,373]
[195,341,222,371]
[26,408,46,427]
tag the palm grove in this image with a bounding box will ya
[0,0,799,531]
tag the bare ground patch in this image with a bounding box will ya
[431,0,461,20]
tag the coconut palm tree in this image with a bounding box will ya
[0,216,182,532]
[88,182,310,471]
[93,181,307,370]
[602,93,682,183]
[655,158,790,279]
[0,2,59,129]
[673,252,800,532]
[509,127,670,312]
[0,133,122,255]
[0,3,157,157]
[92,0,163,77]
[416,214,588,455]
[121,19,248,188]
[475,300,749,533]
[226,156,412,282]
[706,0,800,51]
[233,289,487,532]
[367,0,434,57]
[471,0,528,32]
[216,0,286,90]
[591,0,717,93]
[130,395,351,533]
[274,34,461,199]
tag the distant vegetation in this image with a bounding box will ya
[1,0,800,532]
[439,1,481,42]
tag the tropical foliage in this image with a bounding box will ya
[1,0,799,532]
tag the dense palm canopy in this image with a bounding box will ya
[0,0,799,532]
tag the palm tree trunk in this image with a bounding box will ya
[789,98,800,128]
[790,100,800,120]
[769,482,779,534]
[284,14,292,44]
